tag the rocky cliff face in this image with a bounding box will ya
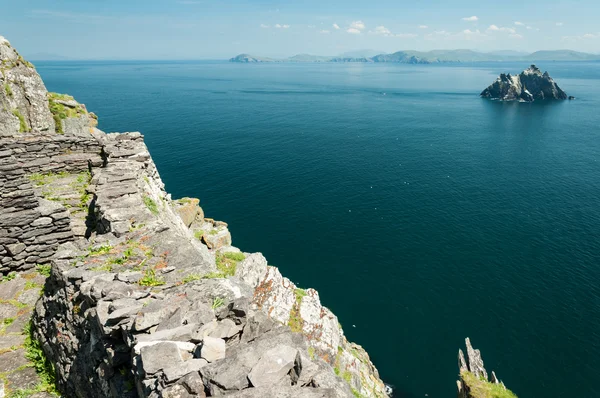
[0,36,388,398]
[480,65,568,102]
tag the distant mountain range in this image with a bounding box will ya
[230,50,600,64]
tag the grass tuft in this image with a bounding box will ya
[460,370,518,398]
[12,108,29,132]
[139,269,165,287]
[35,264,52,277]
[143,196,159,215]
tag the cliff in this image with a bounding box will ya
[480,65,569,102]
[0,36,389,398]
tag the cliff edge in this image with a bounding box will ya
[0,36,388,398]
[480,65,569,102]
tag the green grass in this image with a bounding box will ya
[88,244,112,256]
[35,264,52,277]
[4,82,13,97]
[214,252,245,277]
[22,321,58,396]
[3,317,15,326]
[0,271,17,283]
[139,269,165,287]
[24,281,41,290]
[12,109,29,132]
[194,230,205,240]
[460,371,518,398]
[143,196,159,215]
[209,229,219,235]
[308,346,315,360]
[288,287,305,333]
[211,297,225,310]
[182,274,203,284]
[47,92,86,134]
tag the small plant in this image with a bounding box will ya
[23,321,58,395]
[308,346,316,360]
[1,271,17,282]
[211,297,225,310]
[295,288,307,299]
[90,264,113,272]
[35,264,52,277]
[4,82,13,97]
[88,244,112,256]
[24,281,41,290]
[223,252,246,262]
[3,317,15,326]
[12,108,29,132]
[182,274,203,284]
[139,269,165,287]
[143,195,159,215]
[194,230,205,240]
[209,229,219,235]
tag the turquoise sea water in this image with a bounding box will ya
[36,60,600,397]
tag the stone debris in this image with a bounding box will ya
[0,36,389,398]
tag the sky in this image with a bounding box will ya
[1,0,599,59]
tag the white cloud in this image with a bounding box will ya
[260,24,269,28]
[274,24,290,29]
[425,30,451,40]
[347,28,362,34]
[349,21,366,31]
[509,33,524,39]
[320,30,330,34]
[419,25,428,29]
[562,33,598,41]
[333,23,340,30]
[514,21,524,26]
[556,22,564,26]
[396,33,418,38]
[487,25,516,33]
[371,26,392,36]
[462,16,479,21]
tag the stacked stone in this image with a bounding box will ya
[0,149,74,273]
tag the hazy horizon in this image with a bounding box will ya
[2,0,599,60]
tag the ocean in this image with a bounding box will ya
[35,60,600,397]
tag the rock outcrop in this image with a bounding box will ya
[0,36,388,398]
[480,65,568,102]
[457,338,517,398]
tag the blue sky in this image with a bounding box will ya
[2,0,599,59]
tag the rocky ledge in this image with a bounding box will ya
[0,36,389,398]
[481,65,569,102]
[457,338,517,398]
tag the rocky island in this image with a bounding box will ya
[480,65,569,102]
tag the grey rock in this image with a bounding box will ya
[163,358,209,382]
[248,345,299,388]
[177,371,206,396]
[465,337,488,380]
[198,336,226,362]
[161,385,193,398]
[224,386,341,398]
[236,253,268,288]
[140,342,184,375]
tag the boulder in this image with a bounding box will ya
[248,345,299,387]
[198,336,226,362]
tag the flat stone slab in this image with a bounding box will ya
[0,348,29,373]
[0,303,19,321]
[5,366,40,390]
[0,278,27,300]
[0,334,25,350]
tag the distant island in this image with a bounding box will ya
[230,49,600,64]
[481,65,570,102]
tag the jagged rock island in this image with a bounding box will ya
[481,65,569,102]
[457,338,518,398]
[0,36,389,398]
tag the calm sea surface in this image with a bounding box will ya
[35,60,600,397]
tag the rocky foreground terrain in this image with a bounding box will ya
[480,65,569,102]
[0,36,388,398]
